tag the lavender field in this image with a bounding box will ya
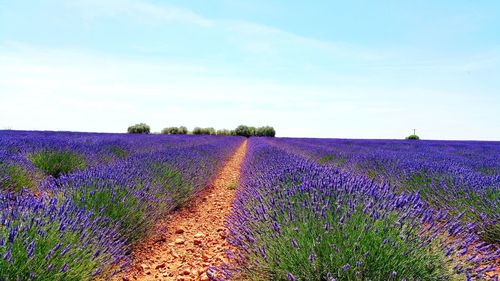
[0,131,499,280]
[215,138,499,280]
[0,130,243,279]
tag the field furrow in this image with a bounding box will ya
[115,140,247,281]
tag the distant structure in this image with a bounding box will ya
[406,129,420,140]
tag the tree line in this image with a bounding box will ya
[127,123,275,137]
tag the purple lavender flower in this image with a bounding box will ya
[26,240,35,258]
[272,221,281,234]
[3,246,12,262]
[308,252,315,263]
[59,263,68,273]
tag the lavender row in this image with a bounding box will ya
[0,130,243,280]
[266,138,500,244]
[213,138,497,280]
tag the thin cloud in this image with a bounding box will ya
[222,20,390,61]
[67,0,388,62]
[69,0,213,27]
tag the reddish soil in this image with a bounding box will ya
[114,140,247,281]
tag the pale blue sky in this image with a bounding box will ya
[0,0,499,140]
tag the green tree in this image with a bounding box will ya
[192,127,216,135]
[406,134,420,140]
[178,126,188,134]
[161,126,188,134]
[234,125,252,137]
[256,126,276,137]
[127,123,150,134]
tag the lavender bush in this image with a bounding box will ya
[215,139,495,280]
[0,191,126,280]
[0,130,243,279]
[267,138,500,244]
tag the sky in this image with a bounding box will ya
[0,0,499,140]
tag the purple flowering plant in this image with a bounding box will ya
[0,130,243,279]
[217,139,494,280]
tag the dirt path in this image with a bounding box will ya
[116,140,247,281]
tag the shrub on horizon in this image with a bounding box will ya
[235,125,276,137]
[178,126,188,134]
[192,127,216,135]
[216,129,235,136]
[161,127,178,134]
[406,134,420,140]
[234,125,252,137]
[249,126,256,136]
[192,127,202,135]
[127,123,150,134]
[161,126,188,135]
[256,126,276,137]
